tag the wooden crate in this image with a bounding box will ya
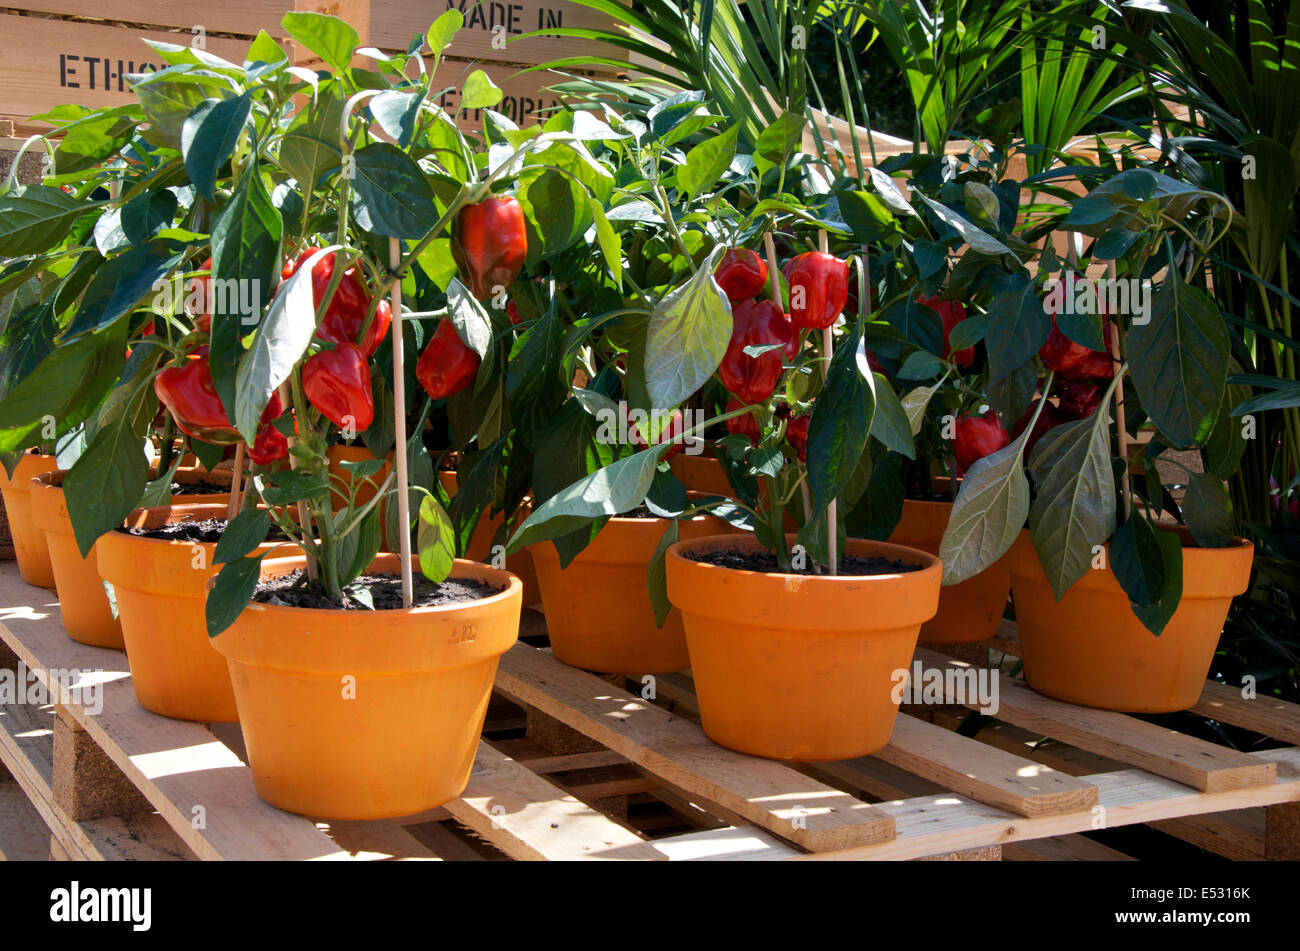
[0,9,290,133]
[1,561,1297,861]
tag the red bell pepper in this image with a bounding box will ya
[1012,399,1065,459]
[783,252,849,330]
[953,410,1010,472]
[451,196,528,301]
[718,299,796,404]
[785,414,810,462]
[1057,379,1103,419]
[281,248,392,358]
[153,351,239,444]
[1060,320,1116,381]
[506,300,523,326]
[715,248,768,302]
[417,319,481,400]
[247,393,289,465]
[1038,317,1090,373]
[724,397,761,444]
[917,295,974,367]
[302,342,374,432]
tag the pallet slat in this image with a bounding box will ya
[494,642,896,852]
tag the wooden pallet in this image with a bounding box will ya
[0,563,1296,861]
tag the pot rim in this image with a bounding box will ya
[226,552,523,619]
[665,532,941,581]
[110,502,298,551]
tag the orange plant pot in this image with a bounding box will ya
[97,503,297,722]
[669,452,732,496]
[888,489,1011,644]
[326,444,392,511]
[29,472,124,649]
[437,470,539,605]
[153,466,236,506]
[0,453,57,588]
[529,503,739,675]
[211,553,522,819]
[666,534,941,761]
[1003,531,1255,713]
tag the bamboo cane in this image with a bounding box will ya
[819,230,837,576]
[226,443,244,518]
[389,237,414,608]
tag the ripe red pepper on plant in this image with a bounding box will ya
[1060,320,1116,381]
[247,393,289,465]
[1038,316,1090,373]
[718,299,796,404]
[783,251,850,330]
[785,414,810,462]
[1012,399,1065,459]
[715,248,768,302]
[153,350,239,444]
[506,300,523,326]
[281,248,392,358]
[416,319,481,400]
[451,196,528,301]
[302,342,374,432]
[724,397,761,444]
[1057,379,1102,419]
[953,410,1010,471]
[917,295,974,367]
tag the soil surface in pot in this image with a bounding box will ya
[170,479,231,495]
[683,547,923,576]
[251,569,502,609]
[117,518,296,544]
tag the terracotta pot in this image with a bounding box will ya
[211,552,522,819]
[888,480,1011,643]
[0,453,56,588]
[326,444,392,511]
[669,452,733,496]
[437,470,539,605]
[151,466,236,507]
[97,503,298,722]
[29,472,124,649]
[529,499,739,675]
[666,534,941,761]
[1004,530,1255,713]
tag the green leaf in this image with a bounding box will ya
[247,30,288,65]
[915,193,1016,259]
[985,273,1050,384]
[1128,275,1229,448]
[644,249,731,410]
[233,248,331,440]
[588,198,622,284]
[133,74,230,150]
[869,372,915,458]
[753,111,806,175]
[259,469,329,506]
[446,279,493,357]
[182,93,252,201]
[63,390,150,557]
[426,9,464,69]
[838,191,898,243]
[508,447,665,553]
[120,190,178,244]
[1181,473,1235,548]
[900,381,941,435]
[807,320,875,513]
[213,508,270,565]
[938,436,1031,585]
[417,493,457,582]
[281,11,359,73]
[0,187,93,257]
[1111,515,1182,636]
[1028,413,1117,600]
[1206,379,1250,479]
[846,450,904,540]
[206,554,266,638]
[62,239,186,341]
[646,521,679,628]
[344,505,384,584]
[350,143,441,239]
[461,70,503,111]
[677,125,739,198]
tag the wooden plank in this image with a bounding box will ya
[0,781,51,860]
[0,567,352,860]
[914,647,1277,793]
[649,825,800,861]
[793,749,1300,861]
[0,13,288,125]
[1002,835,1136,861]
[313,819,442,860]
[363,0,628,69]
[441,740,663,860]
[9,2,292,36]
[404,819,493,860]
[1150,809,1266,861]
[495,642,896,852]
[1191,681,1300,746]
[873,714,1098,818]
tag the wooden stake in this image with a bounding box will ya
[389,236,414,608]
[226,443,244,519]
[821,230,838,575]
[762,232,782,307]
[1107,259,1131,521]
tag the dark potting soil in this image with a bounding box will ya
[684,546,924,576]
[171,479,230,495]
[251,569,502,609]
[118,518,296,544]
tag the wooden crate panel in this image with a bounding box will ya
[365,0,626,68]
[0,13,287,126]
[8,3,292,37]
